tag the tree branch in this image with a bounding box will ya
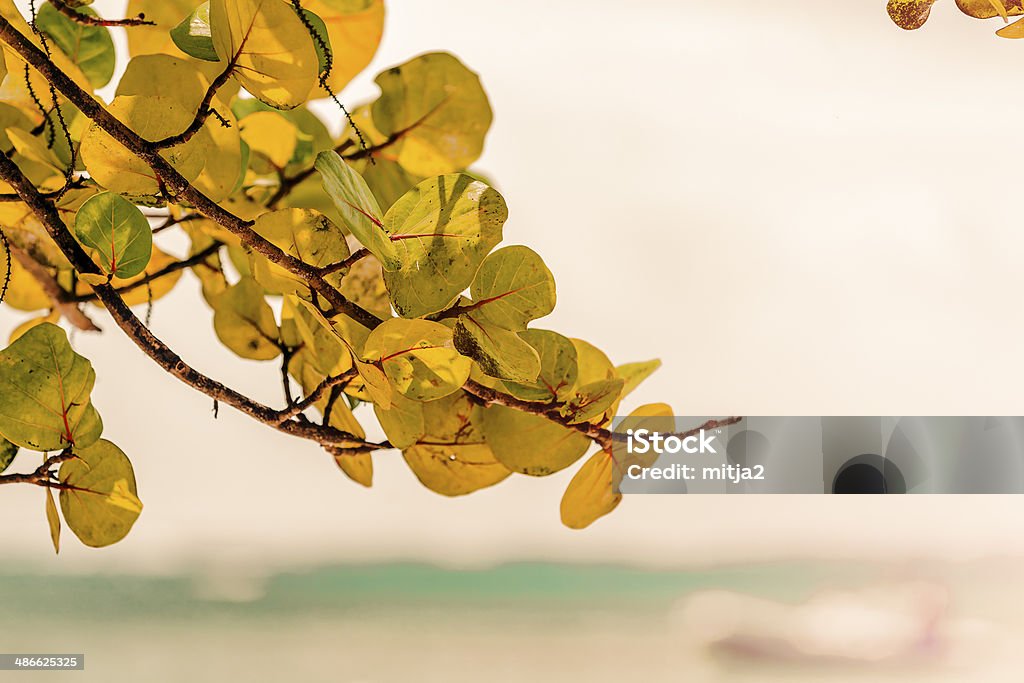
[68,241,223,304]
[8,243,100,331]
[50,0,155,27]
[0,449,74,487]
[0,149,384,452]
[0,16,385,332]
[150,63,235,149]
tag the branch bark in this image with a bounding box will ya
[9,243,100,331]
[0,149,383,452]
[0,16,384,332]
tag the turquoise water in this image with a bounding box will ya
[0,561,1000,682]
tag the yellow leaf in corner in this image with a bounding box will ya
[45,486,60,554]
[996,15,1024,35]
[334,452,373,487]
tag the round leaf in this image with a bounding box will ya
[212,277,281,360]
[58,439,142,548]
[0,323,103,451]
[470,245,556,331]
[560,451,621,530]
[36,2,115,88]
[481,405,590,477]
[210,0,319,110]
[362,319,471,402]
[171,1,219,62]
[383,174,507,318]
[502,329,578,403]
[372,52,492,176]
[75,192,153,279]
[452,314,541,383]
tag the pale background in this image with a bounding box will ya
[2,0,1023,574]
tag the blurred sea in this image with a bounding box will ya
[2,560,1023,682]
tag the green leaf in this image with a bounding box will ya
[0,323,103,451]
[372,52,492,176]
[250,208,350,295]
[300,9,331,75]
[171,1,219,62]
[75,192,153,279]
[469,246,556,331]
[212,277,281,360]
[59,439,142,548]
[210,0,319,110]
[452,314,540,383]
[36,2,115,88]
[0,437,17,473]
[315,151,400,269]
[45,486,61,554]
[481,405,590,477]
[502,329,578,403]
[362,319,471,402]
[383,174,507,318]
[402,392,511,496]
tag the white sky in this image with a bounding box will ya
[3,0,1024,573]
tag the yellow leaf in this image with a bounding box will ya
[240,111,299,168]
[305,0,384,95]
[210,0,319,110]
[334,452,373,487]
[58,439,143,548]
[79,95,212,204]
[560,450,619,530]
[996,15,1024,34]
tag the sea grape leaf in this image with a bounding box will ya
[45,486,61,554]
[213,277,281,360]
[502,329,578,403]
[334,452,373,487]
[75,191,153,279]
[362,319,471,402]
[171,1,219,62]
[481,404,590,477]
[571,338,617,387]
[560,450,620,530]
[339,254,392,319]
[372,52,492,176]
[79,95,212,204]
[315,151,400,269]
[452,314,540,383]
[402,392,511,496]
[241,111,300,169]
[382,174,507,318]
[887,0,938,28]
[250,208,349,294]
[210,0,319,110]
[58,439,142,548]
[469,245,556,331]
[36,2,115,88]
[0,323,103,451]
[374,390,425,450]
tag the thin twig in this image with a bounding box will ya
[50,0,154,27]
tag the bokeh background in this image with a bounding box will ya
[3,0,1024,680]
